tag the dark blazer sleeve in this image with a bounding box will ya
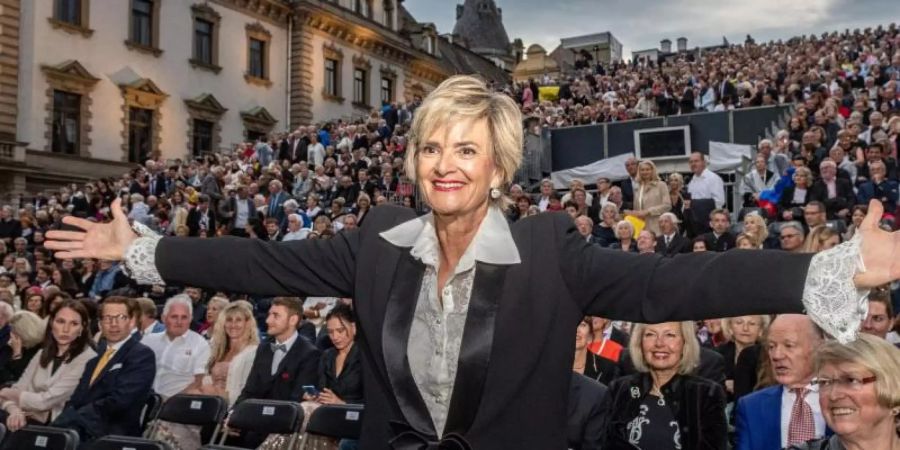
[288,341,322,402]
[553,213,812,322]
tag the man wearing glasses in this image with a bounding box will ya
[53,296,156,444]
[779,222,806,253]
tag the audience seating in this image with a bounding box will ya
[1,425,79,450]
[141,392,164,432]
[145,394,227,446]
[203,399,304,450]
[300,403,364,449]
[90,435,174,450]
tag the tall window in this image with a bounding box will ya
[384,0,394,29]
[192,119,213,156]
[128,107,153,163]
[381,77,393,104]
[249,38,266,79]
[54,0,82,26]
[51,90,81,155]
[325,59,338,97]
[353,68,367,105]
[193,19,213,65]
[131,0,153,46]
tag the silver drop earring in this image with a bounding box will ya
[490,188,501,199]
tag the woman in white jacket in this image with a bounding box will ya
[0,300,96,430]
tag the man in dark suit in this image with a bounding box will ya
[619,157,638,210]
[701,209,736,252]
[187,195,217,237]
[265,180,291,225]
[566,373,609,450]
[53,296,155,445]
[233,296,321,447]
[655,212,691,256]
[809,160,856,219]
[226,187,257,237]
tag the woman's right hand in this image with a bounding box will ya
[6,410,26,432]
[45,198,138,261]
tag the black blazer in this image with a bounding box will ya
[318,343,364,404]
[567,373,609,450]
[52,335,156,441]
[605,373,728,450]
[186,208,217,237]
[702,231,736,252]
[809,178,856,219]
[655,234,692,256]
[236,333,321,405]
[154,205,813,449]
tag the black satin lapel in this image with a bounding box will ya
[443,263,507,436]
[381,253,434,436]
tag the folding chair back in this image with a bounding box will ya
[90,435,174,450]
[141,393,163,431]
[227,399,304,436]
[305,404,364,440]
[3,425,79,450]
[155,394,227,427]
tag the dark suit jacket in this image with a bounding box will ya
[52,335,155,442]
[235,333,321,405]
[186,207,217,237]
[619,178,635,210]
[809,179,856,219]
[702,231,736,252]
[154,205,813,449]
[656,233,692,256]
[226,197,257,231]
[567,373,609,450]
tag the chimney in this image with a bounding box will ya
[677,37,687,52]
[456,4,464,20]
[660,39,671,53]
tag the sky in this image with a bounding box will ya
[403,0,896,61]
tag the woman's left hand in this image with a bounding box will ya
[8,334,21,357]
[855,200,900,289]
[317,388,345,405]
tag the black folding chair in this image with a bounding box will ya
[203,399,304,450]
[141,393,163,432]
[0,423,6,446]
[90,435,173,450]
[2,425,79,450]
[300,404,364,449]
[146,394,227,445]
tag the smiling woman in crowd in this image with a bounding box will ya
[604,321,728,450]
[788,334,900,450]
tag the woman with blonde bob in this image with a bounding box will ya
[624,159,672,235]
[604,322,728,449]
[717,315,770,400]
[788,334,900,450]
[741,212,770,249]
[46,75,900,449]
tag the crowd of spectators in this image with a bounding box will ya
[511,24,899,128]
[0,21,897,450]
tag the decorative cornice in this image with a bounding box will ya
[209,0,290,26]
[323,42,344,60]
[380,64,397,78]
[352,54,371,70]
[184,93,228,116]
[301,10,417,67]
[240,106,278,128]
[191,3,222,21]
[40,60,101,86]
[245,21,273,39]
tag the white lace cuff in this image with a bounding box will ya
[802,233,869,344]
[122,221,165,286]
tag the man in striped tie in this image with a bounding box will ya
[53,296,156,445]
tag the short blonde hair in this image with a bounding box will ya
[405,75,523,207]
[10,310,46,348]
[721,315,771,342]
[629,321,700,375]
[637,159,662,186]
[814,334,900,409]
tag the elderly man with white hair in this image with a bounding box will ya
[655,212,691,256]
[141,295,210,398]
[282,214,311,242]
